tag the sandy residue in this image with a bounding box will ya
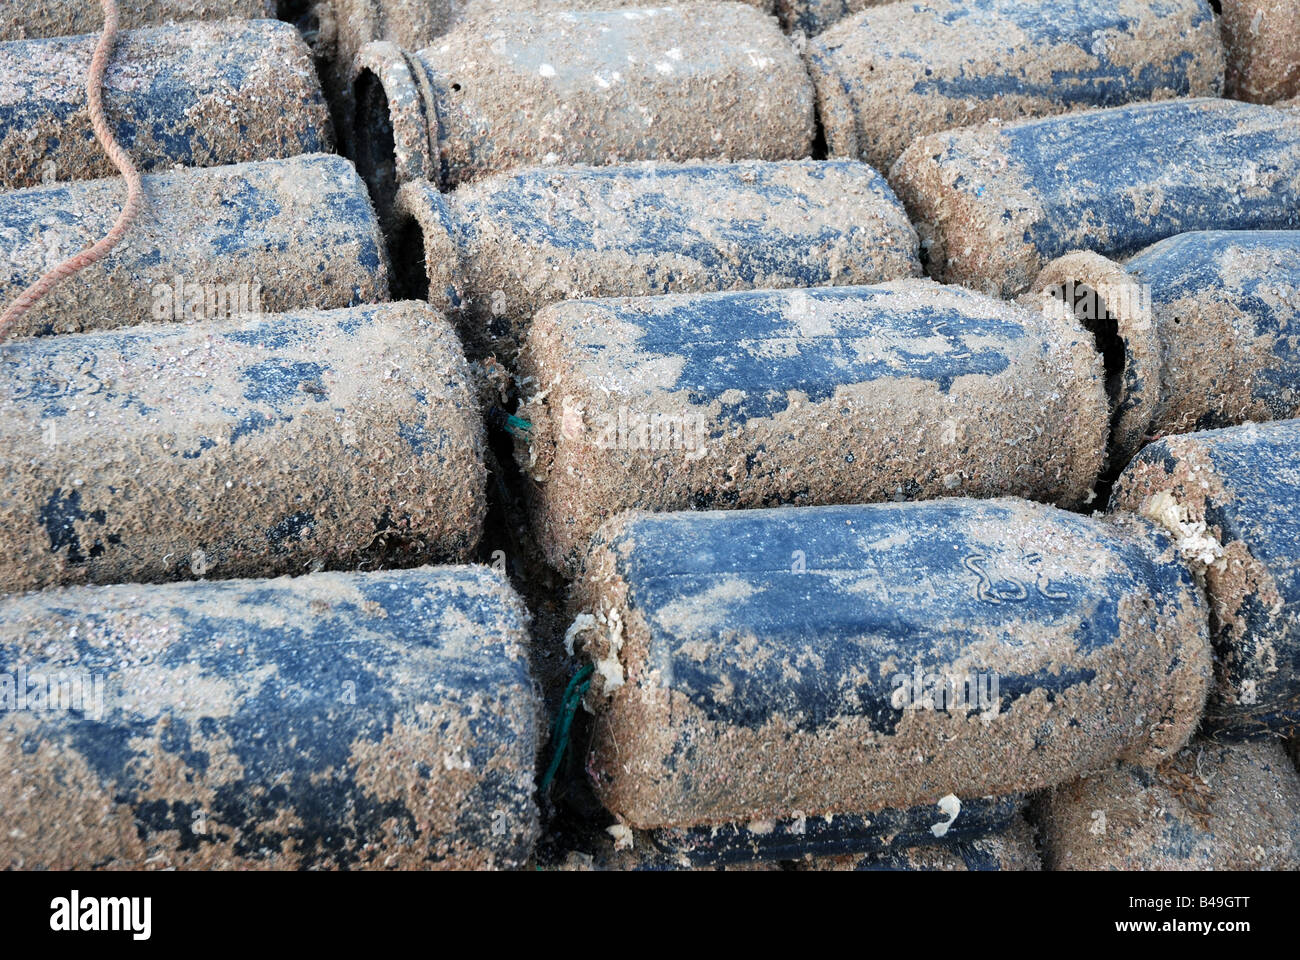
[348,693,538,870]
[807,0,1222,171]
[0,300,485,592]
[890,122,1048,297]
[325,0,778,144]
[890,99,1300,298]
[1030,250,1162,469]
[518,280,1106,575]
[0,566,539,869]
[573,501,1210,829]
[1146,246,1300,435]
[1110,428,1292,731]
[1222,0,1300,103]
[1039,738,1300,869]
[0,155,389,338]
[398,5,815,190]
[0,0,271,41]
[400,159,920,359]
[0,21,331,190]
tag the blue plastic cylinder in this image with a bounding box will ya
[0,0,273,41]
[1111,418,1300,736]
[0,154,390,338]
[0,301,486,593]
[395,159,921,358]
[518,280,1107,574]
[0,565,539,870]
[572,498,1211,829]
[892,98,1300,297]
[1034,230,1300,467]
[0,20,333,190]
[806,0,1223,172]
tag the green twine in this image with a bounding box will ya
[504,414,533,440]
[538,663,594,797]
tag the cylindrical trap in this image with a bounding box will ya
[1032,230,1300,468]
[393,159,920,359]
[350,4,816,219]
[1110,418,1300,737]
[0,154,390,338]
[890,98,1300,298]
[0,564,539,869]
[805,0,1223,173]
[515,280,1107,575]
[570,498,1211,830]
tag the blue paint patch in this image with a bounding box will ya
[993,101,1300,262]
[603,500,1188,731]
[240,360,327,406]
[587,285,1019,421]
[453,160,909,293]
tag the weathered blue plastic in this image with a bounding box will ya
[0,20,332,189]
[893,98,1300,297]
[1130,230,1300,438]
[0,154,390,337]
[807,0,1223,170]
[398,159,921,357]
[0,301,486,593]
[1111,419,1300,735]
[0,565,539,869]
[651,795,1024,865]
[577,498,1212,828]
[519,280,1105,574]
[1041,738,1300,869]
[994,100,1300,260]
[1034,229,1300,467]
[352,4,815,197]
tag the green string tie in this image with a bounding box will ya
[538,663,595,796]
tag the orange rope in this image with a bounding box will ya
[0,0,144,341]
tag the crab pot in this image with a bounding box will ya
[350,4,816,218]
[320,0,778,149]
[394,159,921,359]
[1039,738,1300,870]
[800,809,1041,871]
[0,301,485,593]
[650,795,1025,866]
[517,281,1106,575]
[1034,231,1300,467]
[0,565,539,870]
[1222,0,1300,103]
[1110,420,1300,736]
[572,499,1212,829]
[0,154,389,339]
[0,0,274,41]
[805,0,1223,173]
[0,20,332,191]
[890,98,1300,298]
